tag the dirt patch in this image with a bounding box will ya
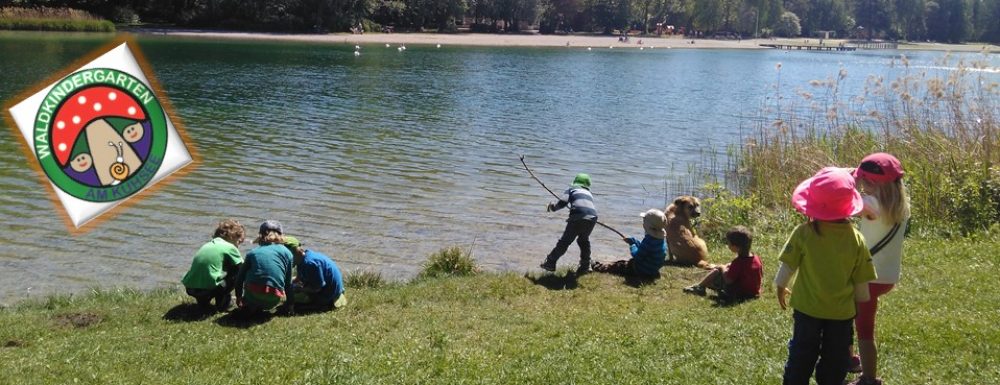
[53,312,102,328]
[3,339,27,348]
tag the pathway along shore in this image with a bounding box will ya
[135,30,1000,52]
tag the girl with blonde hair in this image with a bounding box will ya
[848,153,911,385]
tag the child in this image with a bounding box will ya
[235,220,295,315]
[283,236,347,312]
[775,168,877,385]
[591,209,667,277]
[181,219,245,312]
[847,153,911,385]
[540,173,598,274]
[682,226,762,300]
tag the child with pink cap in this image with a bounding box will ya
[774,167,877,385]
[846,153,910,385]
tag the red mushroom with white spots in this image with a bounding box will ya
[51,86,146,186]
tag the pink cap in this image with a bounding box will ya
[853,153,904,183]
[792,167,864,221]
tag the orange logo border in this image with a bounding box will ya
[2,34,201,235]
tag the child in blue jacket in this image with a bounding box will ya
[591,209,668,277]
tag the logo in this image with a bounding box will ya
[6,40,194,230]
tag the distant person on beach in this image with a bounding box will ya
[846,153,911,385]
[283,236,347,312]
[775,168,876,385]
[683,226,762,300]
[235,220,295,315]
[591,209,667,278]
[181,219,245,312]
[540,173,598,274]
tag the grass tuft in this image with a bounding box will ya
[345,269,388,289]
[419,246,480,278]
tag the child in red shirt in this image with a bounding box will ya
[683,226,762,300]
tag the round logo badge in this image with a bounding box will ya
[33,68,167,202]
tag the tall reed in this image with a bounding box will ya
[708,53,999,238]
[0,6,114,32]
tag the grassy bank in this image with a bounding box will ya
[0,7,114,32]
[696,53,999,242]
[0,236,997,384]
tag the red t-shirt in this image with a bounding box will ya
[724,253,763,298]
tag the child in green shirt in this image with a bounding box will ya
[775,168,877,385]
[181,219,245,312]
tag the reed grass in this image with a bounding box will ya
[701,53,1000,239]
[0,7,114,32]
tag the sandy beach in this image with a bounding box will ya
[138,29,999,53]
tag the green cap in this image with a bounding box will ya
[283,236,301,250]
[571,173,591,189]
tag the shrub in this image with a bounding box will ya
[419,246,480,278]
[345,270,387,289]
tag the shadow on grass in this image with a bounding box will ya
[622,274,660,288]
[709,295,759,308]
[525,271,579,290]
[162,303,215,322]
[214,310,274,328]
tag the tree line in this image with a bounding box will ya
[2,0,997,42]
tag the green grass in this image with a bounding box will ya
[1,235,997,384]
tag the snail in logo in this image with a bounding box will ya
[107,141,129,185]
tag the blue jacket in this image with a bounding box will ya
[629,235,667,276]
[297,250,345,302]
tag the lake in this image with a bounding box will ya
[0,31,996,304]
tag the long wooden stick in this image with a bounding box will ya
[519,155,627,240]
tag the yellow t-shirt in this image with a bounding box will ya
[779,221,877,320]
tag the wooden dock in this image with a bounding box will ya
[759,43,857,51]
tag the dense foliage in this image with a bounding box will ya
[1,0,997,42]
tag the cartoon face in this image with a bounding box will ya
[70,153,93,172]
[123,123,144,143]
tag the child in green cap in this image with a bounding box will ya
[283,236,347,312]
[540,173,598,274]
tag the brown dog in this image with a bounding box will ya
[665,196,712,269]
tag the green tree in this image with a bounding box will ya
[773,10,800,36]
[590,0,629,33]
[894,0,926,40]
[971,0,1000,42]
[853,0,894,38]
[802,0,852,36]
[926,0,969,42]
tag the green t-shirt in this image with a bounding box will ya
[181,238,243,290]
[779,222,877,320]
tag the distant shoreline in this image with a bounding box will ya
[132,29,1000,53]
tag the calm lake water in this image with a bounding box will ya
[1,32,997,304]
